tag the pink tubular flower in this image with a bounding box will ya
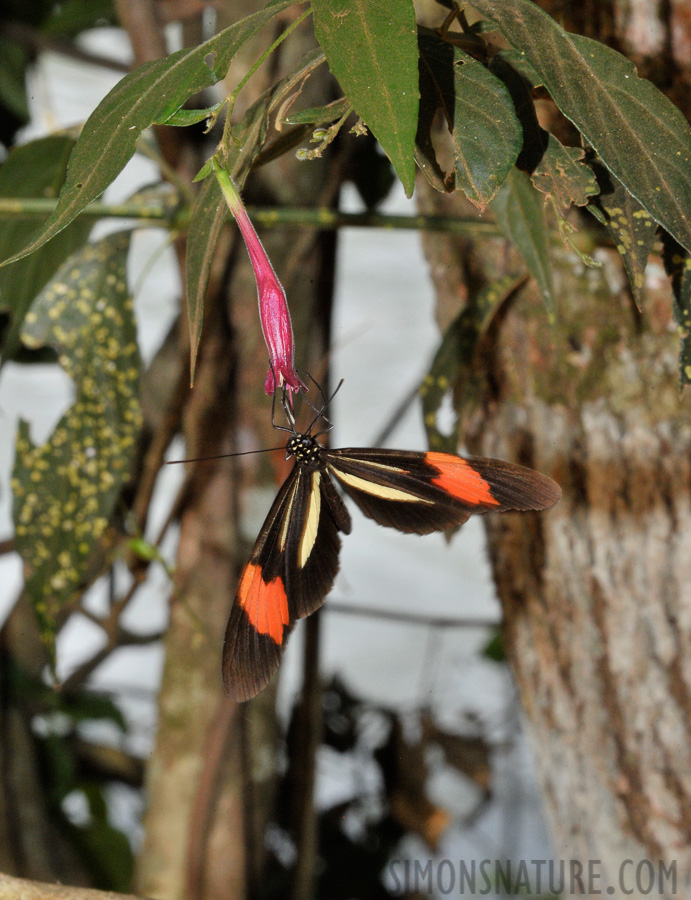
[215,163,303,397]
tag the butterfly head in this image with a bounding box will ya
[286,432,323,468]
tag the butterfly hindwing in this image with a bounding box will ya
[223,462,352,701]
[325,448,561,535]
[222,467,298,701]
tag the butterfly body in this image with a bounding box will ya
[222,423,560,702]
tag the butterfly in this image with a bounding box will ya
[222,386,561,701]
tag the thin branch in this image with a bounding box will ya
[60,570,148,694]
[325,600,498,630]
[0,198,179,223]
[0,196,505,235]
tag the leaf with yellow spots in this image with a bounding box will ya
[11,232,142,658]
[420,275,524,452]
[531,135,598,210]
[662,234,691,390]
[589,159,657,309]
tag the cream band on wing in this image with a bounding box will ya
[298,472,321,566]
[330,466,434,503]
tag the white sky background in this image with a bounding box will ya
[0,23,554,879]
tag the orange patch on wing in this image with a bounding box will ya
[237,563,290,645]
[426,452,500,507]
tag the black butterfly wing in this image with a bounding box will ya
[222,463,352,702]
[324,448,561,535]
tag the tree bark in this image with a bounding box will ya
[416,5,691,894]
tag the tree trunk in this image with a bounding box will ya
[416,1,691,888]
[134,4,341,898]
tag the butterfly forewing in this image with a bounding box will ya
[325,448,560,534]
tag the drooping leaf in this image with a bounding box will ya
[0,0,299,268]
[417,30,521,208]
[0,136,93,360]
[285,95,351,126]
[421,275,523,452]
[531,134,598,209]
[490,169,555,313]
[589,160,657,307]
[311,0,418,196]
[662,235,691,389]
[185,177,226,385]
[11,233,142,654]
[160,102,223,128]
[470,0,691,253]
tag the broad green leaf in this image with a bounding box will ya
[11,233,142,653]
[0,136,93,361]
[589,160,657,307]
[490,168,555,313]
[312,0,418,196]
[470,0,691,253]
[531,134,598,209]
[662,236,691,388]
[421,275,523,452]
[417,31,521,208]
[0,0,298,268]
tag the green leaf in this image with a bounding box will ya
[531,134,598,209]
[589,160,657,307]
[490,168,555,313]
[470,0,691,253]
[482,629,505,663]
[285,95,351,126]
[312,0,418,196]
[0,37,30,121]
[662,235,691,389]
[0,0,298,268]
[11,233,142,653]
[417,31,521,208]
[0,136,93,360]
[76,785,134,892]
[186,177,226,385]
[41,0,116,37]
[160,101,223,127]
[420,275,523,452]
